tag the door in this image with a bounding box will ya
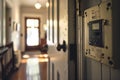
[25,17,40,51]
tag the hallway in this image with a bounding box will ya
[10,52,48,80]
[1,0,120,80]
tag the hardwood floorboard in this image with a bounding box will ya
[10,53,48,80]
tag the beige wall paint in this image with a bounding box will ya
[0,0,3,45]
[6,7,12,44]
[6,0,20,23]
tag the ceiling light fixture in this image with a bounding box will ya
[34,1,41,9]
[46,2,49,7]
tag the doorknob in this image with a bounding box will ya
[56,40,66,52]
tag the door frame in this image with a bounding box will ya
[24,17,41,51]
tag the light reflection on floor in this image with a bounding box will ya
[10,52,48,80]
[26,58,40,80]
[22,53,49,80]
[22,54,49,63]
[23,54,30,58]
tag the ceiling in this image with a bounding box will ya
[19,0,48,7]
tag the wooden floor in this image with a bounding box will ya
[10,53,48,80]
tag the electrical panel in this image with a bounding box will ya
[84,0,120,68]
[88,19,104,47]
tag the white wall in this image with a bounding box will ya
[20,7,47,51]
[5,0,21,51]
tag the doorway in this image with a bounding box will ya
[25,17,40,51]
